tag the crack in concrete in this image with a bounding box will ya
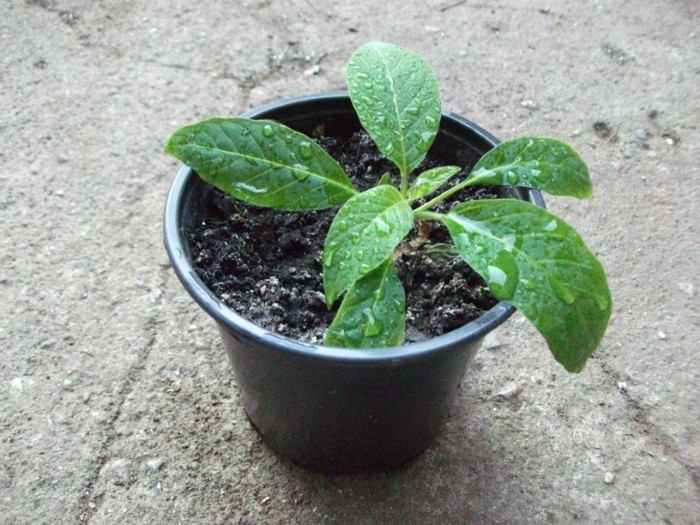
[236,51,328,110]
[597,357,700,497]
[137,57,213,74]
[76,264,171,524]
[25,0,80,27]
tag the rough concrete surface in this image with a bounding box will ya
[1,1,698,523]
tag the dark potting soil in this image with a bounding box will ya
[187,130,508,345]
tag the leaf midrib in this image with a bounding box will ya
[358,260,393,346]
[375,49,409,175]
[446,211,600,301]
[194,142,357,198]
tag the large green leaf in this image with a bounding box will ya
[323,185,413,306]
[441,199,612,372]
[467,137,592,199]
[346,42,441,177]
[164,118,357,210]
[325,258,405,348]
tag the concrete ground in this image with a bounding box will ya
[1,1,698,523]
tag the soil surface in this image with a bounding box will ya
[188,131,504,344]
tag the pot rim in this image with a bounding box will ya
[163,91,545,365]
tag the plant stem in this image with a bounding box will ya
[414,210,444,222]
[413,176,476,213]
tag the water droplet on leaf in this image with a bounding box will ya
[362,309,383,337]
[502,234,517,252]
[543,220,557,232]
[549,275,576,305]
[375,217,391,237]
[299,141,313,160]
[593,293,609,311]
[323,248,335,267]
[373,287,385,301]
[234,182,268,194]
[486,251,518,299]
[487,266,513,299]
[262,124,275,138]
[520,278,536,291]
[293,169,310,181]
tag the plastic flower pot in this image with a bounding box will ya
[163,92,545,472]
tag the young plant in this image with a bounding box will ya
[164,42,612,373]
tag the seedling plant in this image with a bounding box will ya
[165,42,612,373]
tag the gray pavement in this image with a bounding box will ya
[1,1,699,523]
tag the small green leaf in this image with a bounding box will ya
[407,166,461,201]
[325,258,406,348]
[441,199,612,373]
[164,118,357,210]
[378,172,393,186]
[422,242,460,266]
[468,137,592,199]
[346,42,441,176]
[324,185,413,306]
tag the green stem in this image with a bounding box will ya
[413,176,476,213]
[414,210,444,221]
[400,169,408,198]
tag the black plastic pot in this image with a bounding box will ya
[163,92,545,472]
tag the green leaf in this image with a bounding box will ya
[323,185,413,306]
[422,242,460,266]
[378,172,393,186]
[407,166,461,201]
[468,137,592,199]
[164,118,357,210]
[325,258,406,348]
[441,199,612,373]
[346,42,441,177]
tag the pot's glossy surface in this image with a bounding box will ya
[163,92,545,472]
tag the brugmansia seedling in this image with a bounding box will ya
[165,42,612,373]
